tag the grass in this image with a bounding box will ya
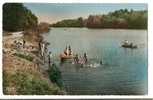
[13,53,33,62]
[3,71,62,95]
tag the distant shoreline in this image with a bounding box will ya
[51,9,147,29]
[50,26,147,30]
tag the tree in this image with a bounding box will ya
[77,17,84,27]
[3,3,38,31]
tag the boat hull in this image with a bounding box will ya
[122,44,137,49]
[60,54,73,63]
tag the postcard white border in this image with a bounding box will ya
[0,0,153,99]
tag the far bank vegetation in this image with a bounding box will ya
[52,9,147,29]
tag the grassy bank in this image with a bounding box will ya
[3,70,62,95]
[3,3,65,95]
[3,28,65,95]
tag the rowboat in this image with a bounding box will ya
[121,40,137,49]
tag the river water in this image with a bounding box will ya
[43,28,147,95]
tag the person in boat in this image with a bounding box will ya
[74,54,79,64]
[68,45,72,55]
[64,46,68,55]
[124,40,129,45]
[83,53,88,64]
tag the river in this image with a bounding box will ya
[43,28,147,95]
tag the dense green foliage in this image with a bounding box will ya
[13,53,33,62]
[48,64,63,87]
[52,9,147,29]
[3,3,38,31]
[3,71,61,95]
[52,17,84,27]
[85,9,148,29]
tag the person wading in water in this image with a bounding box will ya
[74,54,79,64]
[83,53,88,64]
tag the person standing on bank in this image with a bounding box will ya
[23,39,26,48]
[38,41,41,55]
[41,42,45,57]
[48,51,53,67]
[41,42,46,63]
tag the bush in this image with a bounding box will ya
[48,64,63,87]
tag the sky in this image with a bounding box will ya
[24,3,147,23]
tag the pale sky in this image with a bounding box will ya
[24,3,147,24]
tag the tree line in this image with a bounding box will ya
[52,9,147,29]
[52,17,84,27]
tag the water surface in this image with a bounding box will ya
[43,28,147,95]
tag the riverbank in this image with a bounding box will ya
[3,28,65,95]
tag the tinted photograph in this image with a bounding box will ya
[3,3,148,95]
